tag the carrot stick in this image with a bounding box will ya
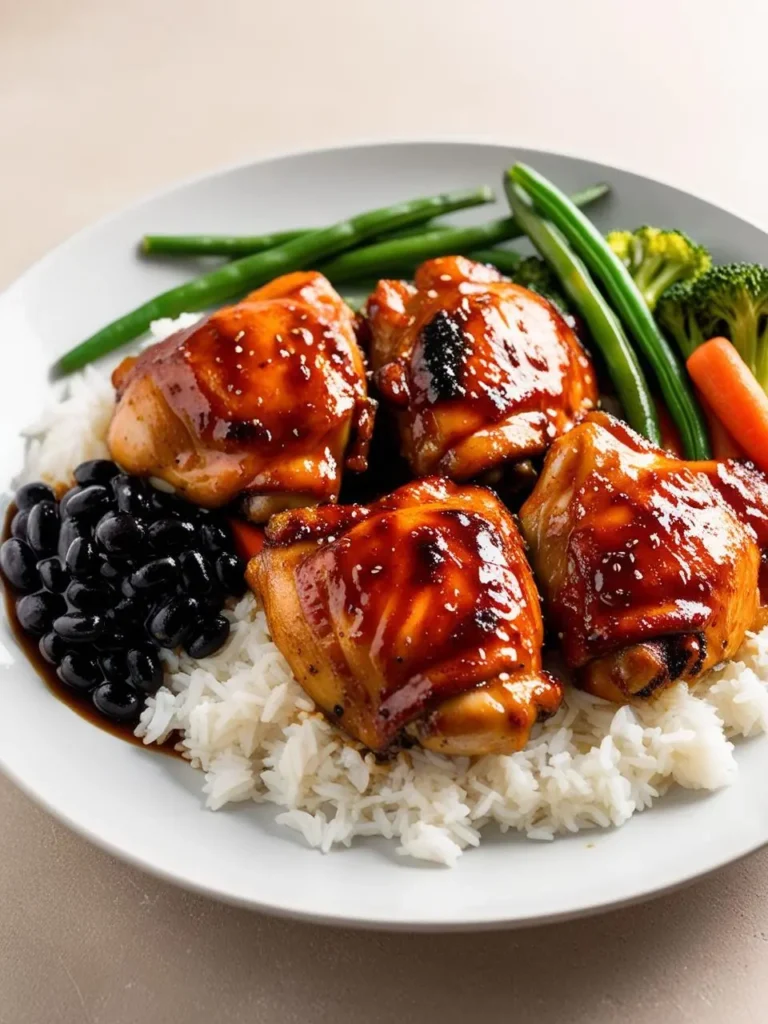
[687,338,768,472]
[228,517,265,561]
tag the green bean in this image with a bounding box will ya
[509,164,709,458]
[328,247,521,293]
[53,188,492,376]
[139,182,610,258]
[140,187,494,258]
[504,178,660,444]
[319,218,523,283]
[375,223,457,243]
[331,245,524,282]
[141,228,304,257]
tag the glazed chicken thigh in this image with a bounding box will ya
[702,458,768,620]
[108,272,374,520]
[247,476,562,755]
[367,256,597,482]
[520,412,763,702]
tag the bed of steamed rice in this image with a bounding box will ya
[17,315,768,867]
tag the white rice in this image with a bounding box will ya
[19,316,768,866]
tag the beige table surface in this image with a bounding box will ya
[3,1,768,1020]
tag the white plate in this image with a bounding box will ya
[2,141,768,931]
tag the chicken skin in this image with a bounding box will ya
[703,458,768,620]
[366,256,597,482]
[520,412,762,702]
[108,272,375,520]
[247,476,562,755]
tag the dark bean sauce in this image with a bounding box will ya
[2,503,182,754]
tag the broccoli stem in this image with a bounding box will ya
[733,307,759,382]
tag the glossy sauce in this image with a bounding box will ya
[520,413,761,675]
[259,477,559,750]
[109,271,375,510]
[707,458,768,606]
[368,256,597,479]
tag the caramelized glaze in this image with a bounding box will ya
[108,272,375,519]
[248,477,562,754]
[366,256,597,481]
[520,412,761,701]
[704,458,768,612]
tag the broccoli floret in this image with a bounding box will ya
[654,279,708,356]
[510,256,570,317]
[606,226,712,310]
[656,263,768,390]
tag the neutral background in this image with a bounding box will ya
[2,0,768,1020]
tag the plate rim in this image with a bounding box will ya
[4,737,766,933]
[2,138,768,931]
[4,135,768,304]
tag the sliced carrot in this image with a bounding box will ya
[695,390,745,461]
[655,399,684,457]
[687,338,768,473]
[228,517,265,561]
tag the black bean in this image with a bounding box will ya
[147,518,196,555]
[148,596,200,648]
[99,559,122,584]
[57,652,103,693]
[39,631,68,665]
[201,522,230,554]
[15,482,55,511]
[148,487,174,515]
[53,612,105,643]
[110,595,145,627]
[11,509,29,540]
[187,504,213,522]
[95,512,146,558]
[92,681,142,723]
[148,487,172,518]
[65,580,116,613]
[95,626,135,652]
[150,487,196,520]
[65,536,100,579]
[26,501,60,557]
[57,517,87,560]
[74,460,120,487]
[129,556,179,593]
[184,615,230,659]
[65,485,113,520]
[126,644,163,694]
[201,586,226,611]
[59,486,81,519]
[178,549,215,595]
[99,650,127,682]
[0,538,40,591]
[112,475,152,517]
[37,557,69,593]
[17,591,65,636]
[215,552,246,596]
